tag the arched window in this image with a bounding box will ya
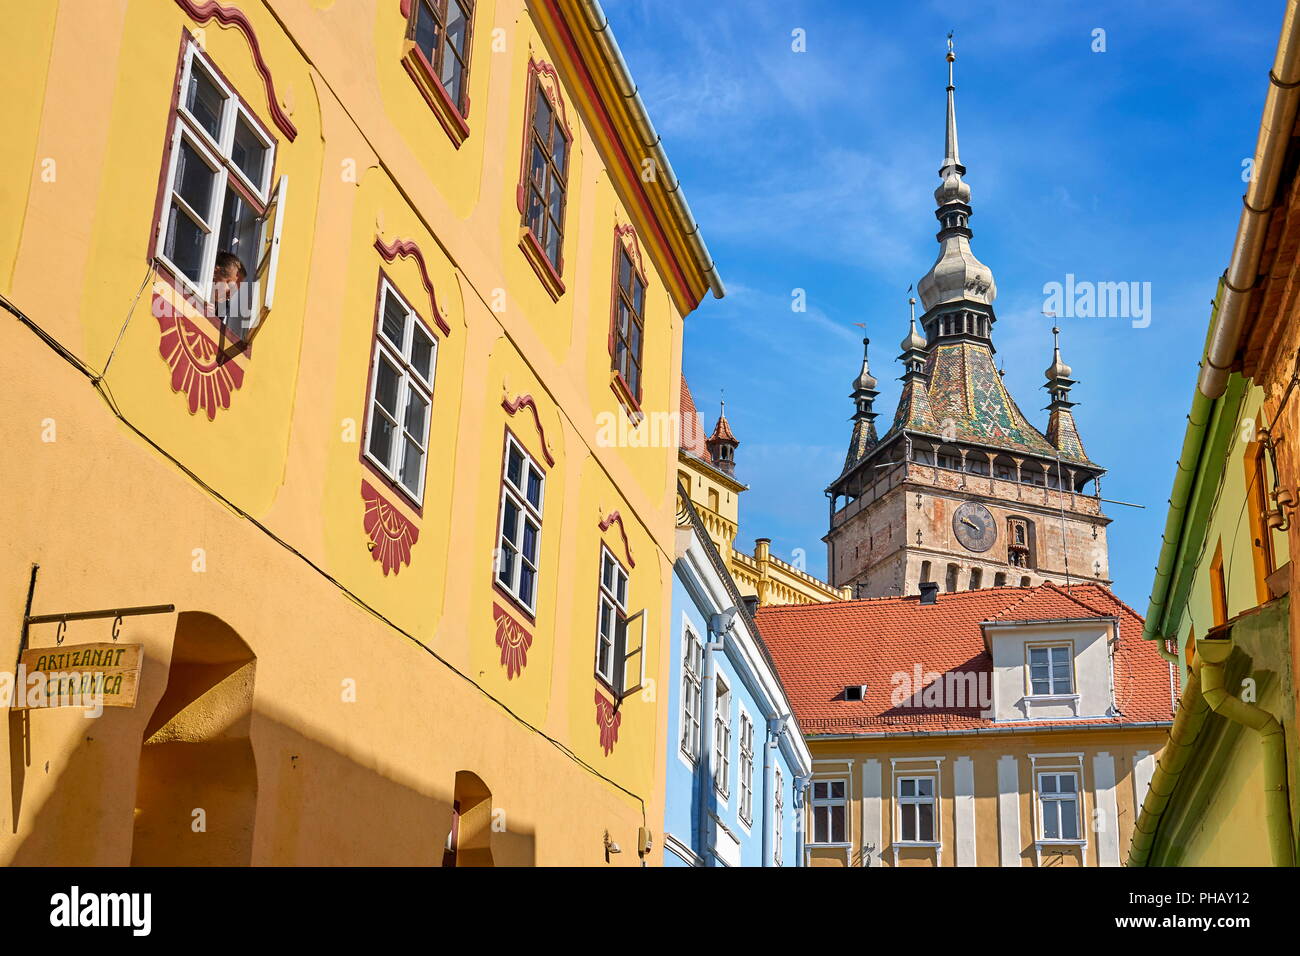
[945,564,960,593]
[993,455,1017,481]
[1021,461,1046,487]
[969,567,982,589]
[936,445,962,471]
[1020,576,1031,587]
[965,451,990,476]
[994,572,1007,586]
[920,560,932,584]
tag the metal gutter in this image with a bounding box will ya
[806,721,1175,741]
[575,0,726,300]
[1199,0,1300,398]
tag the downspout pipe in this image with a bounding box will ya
[575,0,726,300]
[1128,660,1211,865]
[696,609,735,864]
[1199,0,1300,399]
[1196,632,1295,867]
[761,717,779,867]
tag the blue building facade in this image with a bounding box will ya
[663,494,811,866]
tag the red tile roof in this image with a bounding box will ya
[754,582,1176,737]
[708,409,738,444]
[679,376,710,458]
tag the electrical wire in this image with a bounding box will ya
[2,289,647,822]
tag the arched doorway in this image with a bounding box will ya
[442,771,494,867]
[131,612,256,866]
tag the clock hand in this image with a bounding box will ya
[961,517,978,531]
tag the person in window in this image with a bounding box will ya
[211,251,249,337]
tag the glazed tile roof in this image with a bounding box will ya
[1046,406,1089,462]
[878,342,1095,466]
[842,418,879,473]
[754,582,1175,737]
[709,409,738,444]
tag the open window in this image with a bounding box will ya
[595,546,645,701]
[154,39,285,350]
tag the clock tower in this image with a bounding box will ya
[823,40,1111,598]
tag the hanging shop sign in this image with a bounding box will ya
[10,643,144,710]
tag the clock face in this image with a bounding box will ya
[953,501,997,553]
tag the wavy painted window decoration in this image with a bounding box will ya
[154,293,245,420]
[595,689,621,755]
[361,478,421,574]
[493,603,532,679]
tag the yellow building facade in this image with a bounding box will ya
[0,0,719,865]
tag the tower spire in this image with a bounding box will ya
[944,32,961,172]
[1044,325,1089,460]
[916,33,997,340]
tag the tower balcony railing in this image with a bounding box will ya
[831,458,1104,529]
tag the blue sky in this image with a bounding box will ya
[609,0,1281,609]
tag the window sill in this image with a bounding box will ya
[401,42,470,149]
[892,840,942,848]
[518,227,565,301]
[610,370,644,423]
[1024,694,1080,704]
[491,581,537,627]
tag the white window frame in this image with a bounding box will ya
[495,433,545,613]
[713,674,732,798]
[896,774,939,845]
[156,41,281,319]
[738,710,754,827]
[1028,642,1075,697]
[595,545,628,689]
[363,279,437,505]
[1037,771,1083,842]
[680,624,703,761]
[773,766,784,866]
[810,778,848,845]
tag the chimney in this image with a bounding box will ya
[919,581,939,605]
[742,594,760,618]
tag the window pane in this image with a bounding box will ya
[619,252,631,293]
[414,0,440,62]
[615,571,626,606]
[526,468,543,510]
[231,116,269,191]
[1029,647,1047,666]
[545,219,561,264]
[164,203,208,282]
[547,173,564,221]
[918,803,934,842]
[1032,678,1050,695]
[175,139,216,221]
[374,358,400,414]
[830,781,845,799]
[500,497,518,543]
[1041,775,1057,794]
[441,55,463,108]
[506,445,523,488]
[1059,775,1077,793]
[404,389,428,443]
[382,295,406,347]
[902,804,916,841]
[497,543,515,584]
[551,129,567,172]
[400,436,423,494]
[831,806,845,843]
[521,519,538,562]
[532,92,552,143]
[518,564,535,606]
[410,326,434,381]
[814,806,827,842]
[368,405,395,466]
[633,279,645,316]
[446,0,469,55]
[813,782,827,800]
[1044,804,1060,839]
[1061,800,1079,839]
[217,188,257,283]
[900,779,915,797]
[185,62,226,140]
[602,555,613,590]
[917,778,934,797]
[1052,646,1070,664]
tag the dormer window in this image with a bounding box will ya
[1028,644,1073,696]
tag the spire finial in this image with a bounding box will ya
[944,32,960,170]
[1045,325,1072,383]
